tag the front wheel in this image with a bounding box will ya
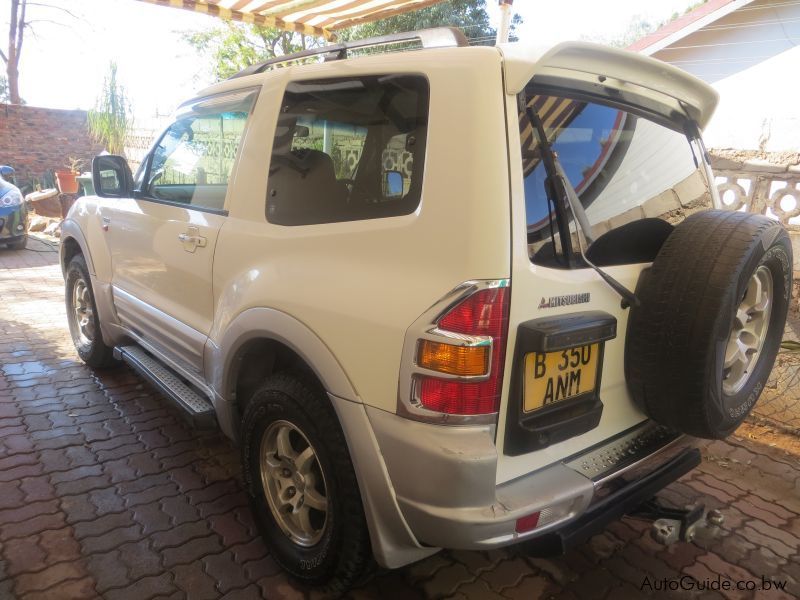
[240,373,371,595]
[65,255,115,368]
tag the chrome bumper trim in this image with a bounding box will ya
[564,421,684,485]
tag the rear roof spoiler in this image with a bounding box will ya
[498,41,719,131]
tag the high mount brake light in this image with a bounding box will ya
[414,287,510,416]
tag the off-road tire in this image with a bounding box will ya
[625,209,792,438]
[240,373,371,596]
[6,235,27,250]
[65,254,115,368]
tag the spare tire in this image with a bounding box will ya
[625,209,792,439]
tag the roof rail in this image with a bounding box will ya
[229,27,468,80]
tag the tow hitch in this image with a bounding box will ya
[628,498,724,545]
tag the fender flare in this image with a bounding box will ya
[209,307,360,417]
[60,219,96,275]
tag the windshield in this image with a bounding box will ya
[520,91,713,268]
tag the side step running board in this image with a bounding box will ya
[114,345,215,427]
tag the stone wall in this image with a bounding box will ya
[710,153,800,277]
[0,104,103,190]
[709,152,800,432]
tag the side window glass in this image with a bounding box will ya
[145,89,257,211]
[266,75,429,226]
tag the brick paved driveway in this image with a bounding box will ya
[0,239,798,600]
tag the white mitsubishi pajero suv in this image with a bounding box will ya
[61,29,792,594]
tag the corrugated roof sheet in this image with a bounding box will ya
[136,0,450,40]
[627,0,742,52]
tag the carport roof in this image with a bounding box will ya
[135,0,449,40]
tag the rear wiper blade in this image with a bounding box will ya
[524,101,640,309]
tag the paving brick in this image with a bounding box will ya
[85,550,128,592]
[229,538,269,564]
[731,498,788,528]
[160,494,201,526]
[161,535,224,568]
[172,562,220,600]
[256,573,307,600]
[118,539,162,580]
[421,562,473,598]
[4,535,48,576]
[38,526,82,565]
[14,560,87,596]
[81,524,142,554]
[58,475,114,498]
[131,502,173,536]
[73,511,135,540]
[19,476,57,504]
[203,550,251,593]
[220,584,265,600]
[243,554,281,580]
[103,573,176,600]
[209,510,252,546]
[479,556,532,592]
[1,248,799,600]
[19,576,97,600]
[1,511,67,542]
[151,520,213,549]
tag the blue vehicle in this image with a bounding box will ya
[0,166,28,250]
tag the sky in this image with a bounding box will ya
[2,0,697,127]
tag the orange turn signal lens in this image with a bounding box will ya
[417,340,489,376]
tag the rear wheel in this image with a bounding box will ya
[65,255,115,368]
[625,210,792,439]
[240,373,370,595]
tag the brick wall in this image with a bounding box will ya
[0,103,103,189]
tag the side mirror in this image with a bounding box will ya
[294,125,310,138]
[92,155,133,198]
[383,170,404,199]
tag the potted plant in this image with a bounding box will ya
[55,157,84,194]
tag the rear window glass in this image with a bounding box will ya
[266,75,429,226]
[520,93,712,267]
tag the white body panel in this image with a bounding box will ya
[59,38,720,566]
[210,47,511,411]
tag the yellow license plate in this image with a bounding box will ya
[523,344,599,412]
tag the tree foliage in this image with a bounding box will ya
[88,63,132,156]
[183,0,516,82]
[338,0,498,44]
[183,24,321,81]
[0,75,9,103]
[2,1,79,104]
[2,0,27,104]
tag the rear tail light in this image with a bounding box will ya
[417,340,488,376]
[414,286,510,417]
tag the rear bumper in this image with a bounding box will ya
[366,408,696,552]
[523,447,701,556]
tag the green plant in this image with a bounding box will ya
[65,156,84,174]
[87,62,132,155]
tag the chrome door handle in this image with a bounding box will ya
[178,228,207,252]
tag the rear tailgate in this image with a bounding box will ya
[494,43,719,484]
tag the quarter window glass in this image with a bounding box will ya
[146,90,257,211]
[520,92,711,267]
[266,75,429,226]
